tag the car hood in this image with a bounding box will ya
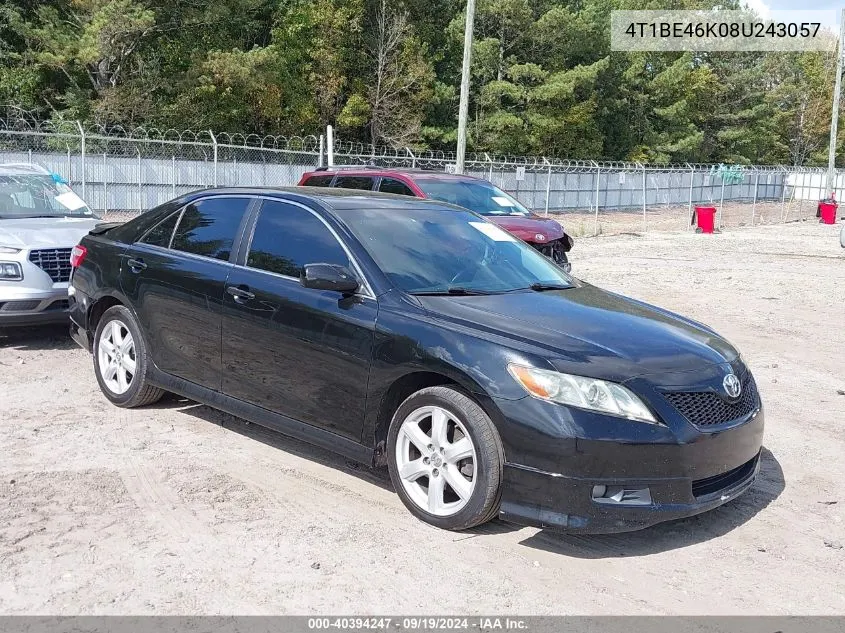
[485,214,565,243]
[417,283,738,382]
[0,217,101,250]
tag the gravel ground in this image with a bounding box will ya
[1,221,844,615]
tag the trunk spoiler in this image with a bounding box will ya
[89,222,122,235]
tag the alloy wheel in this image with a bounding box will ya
[97,319,136,395]
[394,405,477,516]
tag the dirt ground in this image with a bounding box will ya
[1,221,844,615]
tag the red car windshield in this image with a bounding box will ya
[415,178,531,216]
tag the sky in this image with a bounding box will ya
[744,0,841,31]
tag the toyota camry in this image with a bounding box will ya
[68,188,764,533]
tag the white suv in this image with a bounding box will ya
[0,164,101,327]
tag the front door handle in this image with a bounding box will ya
[126,258,147,273]
[226,285,255,302]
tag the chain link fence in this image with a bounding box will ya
[2,106,842,234]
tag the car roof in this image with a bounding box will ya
[185,186,472,214]
[304,166,483,183]
[0,163,53,177]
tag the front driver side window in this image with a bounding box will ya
[246,200,351,278]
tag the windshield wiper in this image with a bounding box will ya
[528,283,571,292]
[411,286,496,296]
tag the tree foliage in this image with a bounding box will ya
[0,0,840,164]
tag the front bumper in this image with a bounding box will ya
[491,387,765,534]
[0,287,71,326]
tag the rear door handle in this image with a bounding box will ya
[126,258,147,273]
[226,285,255,302]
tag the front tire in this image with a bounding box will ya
[93,305,164,408]
[387,386,504,530]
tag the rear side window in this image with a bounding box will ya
[246,200,350,278]
[302,175,334,187]
[140,211,181,247]
[170,197,251,262]
[334,176,375,191]
[378,178,415,196]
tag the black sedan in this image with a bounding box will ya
[68,188,764,533]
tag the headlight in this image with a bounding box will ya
[0,246,20,254]
[0,262,23,280]
[507,364,658,424]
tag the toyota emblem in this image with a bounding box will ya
[723,373,742,399]
[535,233,547,241]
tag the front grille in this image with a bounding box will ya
[664,374,760,429]
[29,248,73,283]
[692,454,759,499]
[0,300,40,312]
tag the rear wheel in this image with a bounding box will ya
[93,305,164,408]
[387,386,503,530]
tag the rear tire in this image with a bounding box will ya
[93,305,164,408]
[387,386,504,531]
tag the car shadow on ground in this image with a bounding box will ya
[514,447,784,558]
[0,324,76,351]
[158,394,394,493]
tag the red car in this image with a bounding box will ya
[297,167,573,271]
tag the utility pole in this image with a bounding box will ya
[826,8,845,198]
[455,0,476,174]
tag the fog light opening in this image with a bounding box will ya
[591,485,652,506]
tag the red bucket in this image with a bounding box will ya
[694,206,717,234]
[819,201,838,225]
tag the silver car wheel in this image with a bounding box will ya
[98,319,136,395]
[395,405,477,517]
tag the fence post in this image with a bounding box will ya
[327,125,334,167]
[686,163,695,230]
[137,149,143,214]
[318,135,325,168]
[718,177,726,229]
[780,166,788,222]
[485,153,493,182]
[66,145,72,183]
[406,147,416,169]
[172,155,176,199]
[751,171,759,226]
[640,162,647,232]
[593,161,601,236]
[208,130,218,187]
[543,157,551,217]
[76,121,86,200]
[28,149,32,165]
[103,153,108,215]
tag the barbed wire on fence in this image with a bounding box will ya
[1,104,841,235]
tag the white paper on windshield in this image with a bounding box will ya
[469,221,517,242]
[55,191,87,211]
[491,196,515,207]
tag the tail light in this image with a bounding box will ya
[70,245,87,268]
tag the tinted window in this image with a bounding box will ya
[302,175,334,187]
[170,197,250,261]
[247,201,350,278]
[378,178,415,196]
[140,210,181,247]
[334,176,375,191]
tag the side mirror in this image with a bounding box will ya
[301,263,360,294]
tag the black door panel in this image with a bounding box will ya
[221,199,377,442]
[119,196,252,390]
[222,270,377,441]
[121,245,231,389]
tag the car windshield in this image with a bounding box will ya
[337,205,572,295]
[0,174,94,219]
[415,178,530,216]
